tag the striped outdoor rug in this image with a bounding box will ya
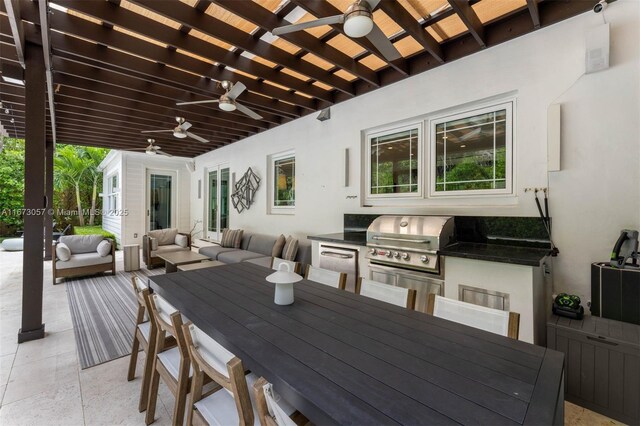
[65,265,163,369]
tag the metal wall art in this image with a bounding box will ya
[231,167,260,213]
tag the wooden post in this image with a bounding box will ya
[43,138,53,261]
[18,41,46,343]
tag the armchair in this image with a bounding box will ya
[142,228,191,268]
[52,235,116,284]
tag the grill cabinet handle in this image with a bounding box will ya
[320,251,353,259]
[372,236,430,244]
[586,336,618,346]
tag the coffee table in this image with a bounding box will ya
[158,251,210,273]
[178,260,225,272]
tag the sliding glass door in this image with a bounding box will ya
[207,165,229,241]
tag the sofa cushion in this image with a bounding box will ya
[97,240,111,257]
[272,234,286,257]
[56,253,112,270]
[175,234,189,248]
[59,235,105,254]
[220,229,243,248]
[295,242,311,267]
[149,237,158,251]
[244,256,272,269]
[282,236,299,261]
[150,244,189,257]
[217,250,264,264]
[147,228,179,246]
[199,245,238,260]
[56,242,71,261]
[246,234,278,257]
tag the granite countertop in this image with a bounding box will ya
[307,232,367,246]
[440,242,552,267]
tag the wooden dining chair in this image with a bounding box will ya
[426,293,520,339]
[253,377,308,426]
[128,276,151,383]
[182,322,259,426]
[145,293,191,426]
[271,257,301,274]
[304,265,346,290]
[356,278,416,309]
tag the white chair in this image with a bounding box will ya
[355,278,416,309]
[253,377,304,426]
[271,257,300,274]
[304,265,346,290]
[182,322,260,426]
[427,294,520,339]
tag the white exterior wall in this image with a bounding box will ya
[100,151,122,245]
[100,151,192,247]
[191,2,640,305]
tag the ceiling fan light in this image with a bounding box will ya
[344,14,373,38]
[173,130,187,138]
[219,101,236,112]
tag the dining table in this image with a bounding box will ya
[149,262,565,426]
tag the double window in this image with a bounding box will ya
[269,150,295,213]
[365,99,514,203]
[106,174,119,213]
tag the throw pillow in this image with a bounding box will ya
[175,234,189,248]
[97,240,111,257]
[282,236,299,261]
[272,234,286,257]
[221,229,243,249]
[55,242,71,261]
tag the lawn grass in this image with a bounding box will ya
[73,226,116,241]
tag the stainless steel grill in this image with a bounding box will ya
[365,215,454,274]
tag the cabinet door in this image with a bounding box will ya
[370,268,397,286]
[397,273,443,313]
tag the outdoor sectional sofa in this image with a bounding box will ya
[198,232,311,271]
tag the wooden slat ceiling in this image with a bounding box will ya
[0,0,598,157]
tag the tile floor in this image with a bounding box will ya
[0,249,626,425]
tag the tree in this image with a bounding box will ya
[0,137,25,234]
[54,145,91,226]
[83,147,108,226]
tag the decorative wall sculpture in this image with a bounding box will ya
[231,167,260,213]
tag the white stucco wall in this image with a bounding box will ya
[191,1,640,306]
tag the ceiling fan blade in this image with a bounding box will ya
[157,150,173,157]
[364,0,382,10]
[226,82,247,100]
[124,148,148,151]
[141,129,173,134]
[236,102,263,120]
[272,15,344,36]
[176,99,220,106]
[186,132,209,143]
[366,24,402,61]
[180,121,193,131]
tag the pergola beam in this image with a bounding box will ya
[2,0,24,67]
[37,0,56,143]
[447,0,486,48]
[526,0,541,29]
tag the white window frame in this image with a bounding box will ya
[364,121,423,202]
[106,173,119,213]
[428,100,514,198]
[268,150,295,215]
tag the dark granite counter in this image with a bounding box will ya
[307,232,367,247]
[440,242,552,267]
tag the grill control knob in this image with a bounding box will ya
[420,255,429,263]
[369,248,376,255]
[385,250,392,258]
[393,251,400,258]
[401,253,410,260]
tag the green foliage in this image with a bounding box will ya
[0,138,25,233]
[73,225,116,241]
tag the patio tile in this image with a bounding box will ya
[12,329,76,368]
[3,350,78,405]
[0,381,83,426]
[0,354,14,387]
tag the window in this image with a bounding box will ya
[366,123,422,199]
[430,101,513,197]
[270,151,295,212]
[106,174,119,213]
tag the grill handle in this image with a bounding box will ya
[372,236,431,244]
[320,251,354,259]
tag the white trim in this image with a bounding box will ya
[428,99,515,198]
[268,149,295,215]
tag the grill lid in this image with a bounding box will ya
[366,215,455,252]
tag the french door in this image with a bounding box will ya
[206,165,230,241]
[146,170,177,231]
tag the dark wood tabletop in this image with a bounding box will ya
[149,262,565,426]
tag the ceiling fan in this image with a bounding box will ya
[272,0,402,62]
[141,117,209,143]
[176,81,263,120]
[126,139,173,157]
